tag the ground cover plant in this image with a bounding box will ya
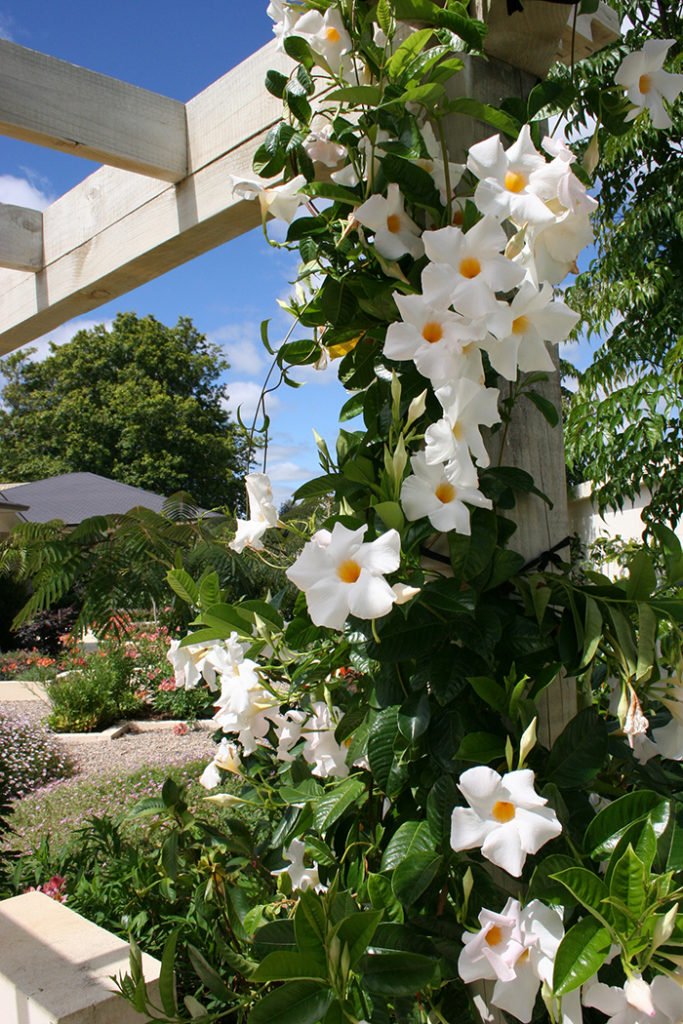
[0,709,74,802]
[114,3,683,1023]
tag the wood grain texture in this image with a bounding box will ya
[0,41,291,355]
[0,38,187,181]
[0,203,43,271]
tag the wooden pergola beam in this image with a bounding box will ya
[0,203,43,272]
[0,38,188,182]
[0,42,290,356]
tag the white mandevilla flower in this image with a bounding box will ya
[301,701,349,778]
[584,974,683,1024]
[523,205,594,286]
[459,897,574,1024]
[266,0,303,50]
[167,634,247,691]
[650,683,683,761]
[229,174,307,224]
[421,216,525,320]
[273,838,327,893]
[294,7,352,75]
[467,126,557,227]
[229,473,280,553]
[536,136,599,216]
[273,708,307,763]
[482,280,580,381]
[384,292,486,384]
[355,182,424,261]
[615,39,683,131]
[212,658,279,755]
[450,766,562,876]
[199,738,242,790]
[285,522,401,630]
[424,377,500,474]
[304,121,347,168]
[400,452,492,535]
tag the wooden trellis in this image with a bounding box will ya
[0,1,618,358]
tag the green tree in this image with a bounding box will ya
[557,1,683,526]
[0,312,248,510]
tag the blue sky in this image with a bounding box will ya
[0,2,600,505]
[0,1,348,506]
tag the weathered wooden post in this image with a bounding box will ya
[441,0,618,748]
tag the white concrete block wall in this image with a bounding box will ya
[0,891,162,1023]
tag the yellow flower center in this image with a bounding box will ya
[326,27,341,42]
[461,343,473,355]
[452,207,465,227]
[452,420,466,441]
[486,926,504,947]
[338,559,361,584]
[386,214,401,233]
[435,482,455,504]
[639,73,652,94]
[422,321,444,344]
[459,257,481,279]
[512,315,529,335]
[492,800,516,823]
[505,170,527,193]
[516,949,531,965]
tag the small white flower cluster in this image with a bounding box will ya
[167,636,351,781]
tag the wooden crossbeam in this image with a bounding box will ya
[0,203,43,272]
[0,42,290,356]
[0,38,188,182]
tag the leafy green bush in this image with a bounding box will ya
[0,710,74,800]
[11,774,272,1013]
[47,647,141,732]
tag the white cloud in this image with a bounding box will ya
[0,14,14,40]
[222,381,282,422]
[210,322,267,376]
[266,460,311,483]
[0,173,54,211]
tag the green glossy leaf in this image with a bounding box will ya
[397,691,430,741]
[249,982,334,1024]
[528,855,577,904]
[625,550,656,601]
[551,868,609,917]
[546,707,607,788]
[381,820,436,870]
[584,791,668,859]
[455,732,505,764]
[314,777,366,832]
[368,873,404,922]
[368,707,400,787]
[392,853,442,905]
[326,85,384,105]
[187,945,234,1004]
[159,929,179,1017]
[334,910,384,968]
[553,917,611,996]
[387,28,434,79]
[166,568,199,606]
[426,775,458,841]
[468,676,507,713]
[358,950,437,995]
[250,952,327,983]
[609,845,646,921]
[527,390,559,427]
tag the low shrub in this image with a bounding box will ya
[10,770,272,1013]
[0,710,75,800]
[0,648,59,681]
[46,648,141,732]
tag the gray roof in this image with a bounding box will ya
[0,473,175,525]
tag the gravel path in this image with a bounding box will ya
[2,700,217,780]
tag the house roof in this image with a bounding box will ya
[0,472,187,525]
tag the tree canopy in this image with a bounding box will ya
[0,312,248,510]
[558,1,683,526]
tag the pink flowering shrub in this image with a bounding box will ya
[0,711,74,800]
